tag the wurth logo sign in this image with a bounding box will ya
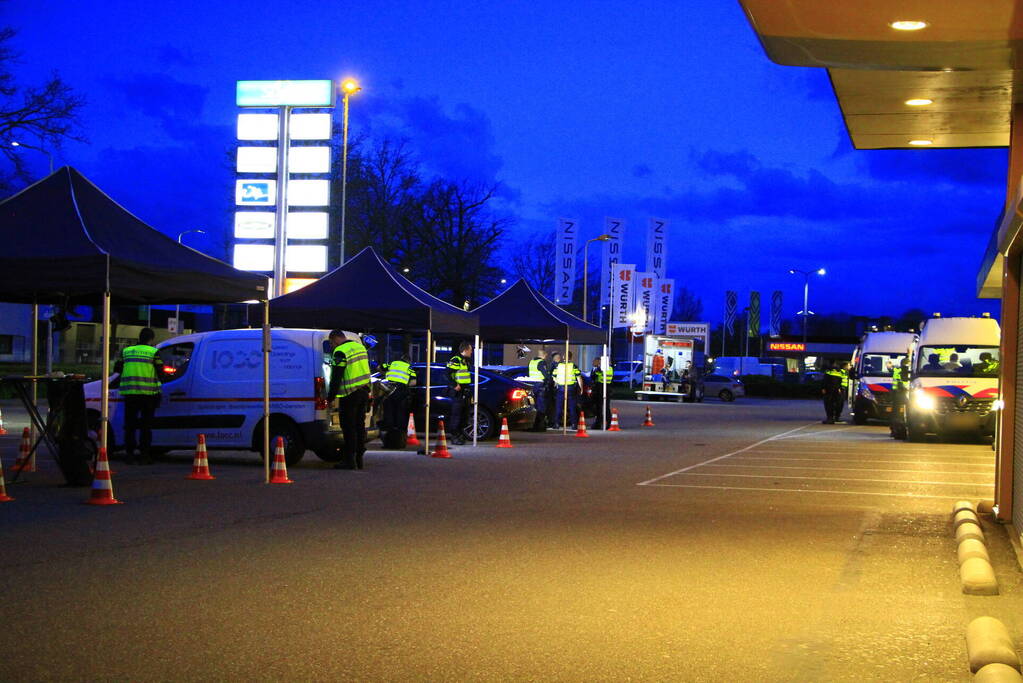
[641,277,654,288]
[612,264,636,328]
[619,269,632,281]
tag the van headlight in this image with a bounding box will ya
[992,399,1005,411]
[913,390,936,411]
[857,384,874,400]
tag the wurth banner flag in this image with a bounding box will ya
[636,272,656,333]
[555,218,578,304]
[612,263,637,328]
[655,278,674,335]
[646,218,668,278]
[748,291,761,338]
[724,291,737,335]
[601,217,625,308]
[770,290,783,336]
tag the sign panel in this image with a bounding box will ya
[555,218,577,304]
[237,146,278,173]
[770,290,783,337]
[287,179,330,206]
[289,113,333,140]
[233,244,274,271]
[601,217,624,308]
[748,291,761,338]
[288,146,331,174]
[654,278,674,335]
[724,290,737,335]
[646,217,668,278]
[286,211,329,239]
[612,264,636,328]
[285,244,327,273]
[666,322,710,349]
[768,342,806,352]
[236,80,334,107]
[235,179,276,206]
[237,114,279,140]
[234,211,275,239]
[636,272,656,334]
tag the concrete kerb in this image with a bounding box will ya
[956,500,979,514]
[956,509,982,530]
[966,617,1021,673]
[959,538,992,565]
[958,522,988,545]
[952,503,999,595]
[976,663,1023,683]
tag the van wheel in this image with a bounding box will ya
[314,446,343,463]
[907,421,926,442]
[259,417,305,466]
[719,390,734,402]
[852,411,868,426]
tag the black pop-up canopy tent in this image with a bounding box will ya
[0,167,271,477]
[472,279,607,432]
[268,246,478,450]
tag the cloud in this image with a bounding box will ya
[861,148,1008,187]
[632,163,653,178]
[102,73,212,142]
[157,45,195,68]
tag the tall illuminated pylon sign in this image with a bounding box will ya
[234,80,335,297]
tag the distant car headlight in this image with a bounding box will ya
[913,390,936,411]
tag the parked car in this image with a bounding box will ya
[409,364,537,440]
[613,360,644,384]
[703,374,745,401]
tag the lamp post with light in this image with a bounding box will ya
[338,78,361,266]
[175,229,206,332]
[582,234,611,324]
[10,140,54,174]
[789,266,826,352]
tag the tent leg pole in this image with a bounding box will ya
[31,300,38,406]
[473,334,480,448]
[603,343,609,431]
[262,300,271,484]
[100,291,111,454]
[563,338,569,435]
[424,330,432,455]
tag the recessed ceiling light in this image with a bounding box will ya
[908,139,933,146]
[905,98,933,106]
[890,20,928,31]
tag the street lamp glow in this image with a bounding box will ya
[889,20,927,31]
[816,268,826,276]
[338,78,362,266]
[341,79,361,94]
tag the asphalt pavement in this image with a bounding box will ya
[0,397,1020,681]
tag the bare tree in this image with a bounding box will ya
[511,233,554,297]
[0,27,85,190]
[671,286,704,321]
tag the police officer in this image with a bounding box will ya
[590,356,612,430]
[381,353,416,446]
[976,352,1000,376]
[889,357,910,439]
[821,361,845,424]
[115,328,163,464]
[446,341,473,445]
[553,351,583,427]
[527,349,552,431]
[328,330,373,470]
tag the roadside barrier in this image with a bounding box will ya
[85,448,121,505]
[430,421,452,458]
[966,616,1020,674]
[496,418,513,448]
[608,410,621,432]
[186,434,215,480]
[406,413,420,447]
[642,406,655,427]
[574,412,589,438]
[952,500,998,595]
[268,437,293,484]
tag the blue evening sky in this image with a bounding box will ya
[6,1,1006,322]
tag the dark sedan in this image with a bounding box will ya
[408,364,537,440]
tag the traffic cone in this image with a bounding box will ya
[608,410,621,432]
[186,434,215,480]
[13,427,35,473]
[0,451,12,502]
[574,412,590,438]
[406,413,420,447]
[269,436,293,484]
[0,407,7,435]
[496,417,513,448]
[430,420,453,458]
[642,406,655,427]
[85,448,121,505]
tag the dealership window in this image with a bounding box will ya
[0,335,12,355]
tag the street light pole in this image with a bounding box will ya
[175,229,206,333]
[10,140,54,174]
[582,234,611,323]
[788,267,826,368]
[338,78,361,267]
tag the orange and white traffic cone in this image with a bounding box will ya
[269,436,293,484]
[85,448,121,505]
[608,410,622,432]
[430,420,453,458]
[186,434,215,480]
[642,406,655,427]
[406,413,420,447]
[496,417,513,448]
[0,451,13,503]
[574,412,590,438]
[0,407,7,435]
[13,427,35,473]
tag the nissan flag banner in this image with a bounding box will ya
[646,218,668,278]
[654,278,674,334]
[636,272,656,333]
[724,290,737,335]
[612,263,637,328]
[748,291,761,338]
[555,218,578,304]
[770,290,783,336]
[601,217,624,308]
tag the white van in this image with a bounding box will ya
[906,315,1000,441]
[849,331,917,424]
[85,328,378,465]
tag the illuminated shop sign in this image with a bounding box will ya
[768,342,806,352]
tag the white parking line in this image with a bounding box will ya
[706,463,995,476]
[733,456,995,467]
[636,423,815,486]
[642,483,990,500]
[772,427,862,439]
[673,472,993,487]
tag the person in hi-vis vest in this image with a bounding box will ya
[114,327,164,464]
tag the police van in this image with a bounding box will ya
[85,328,378,465]
[905,315,1000,441]
[848,331,917,424]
